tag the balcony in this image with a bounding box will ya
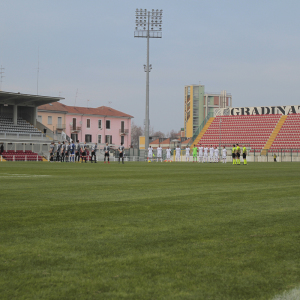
[56,124,66,130]
[119,129,129,135]
[70,125,81,132]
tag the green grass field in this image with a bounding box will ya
[1,161,300,300]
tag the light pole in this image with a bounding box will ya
[134,8,163,151]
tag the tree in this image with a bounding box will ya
[131,122,144,148]
[151,131,165,139]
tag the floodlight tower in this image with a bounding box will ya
[134,8,163,151]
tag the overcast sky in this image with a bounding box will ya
[1,0,300,133]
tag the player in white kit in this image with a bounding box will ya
[166,147,171,162]
[157,145,163,162]
[214,147,219,163]
[198,144,204,163]
[148,146,153,162]
[175,146,181,162]
[209,145,214,163]
[203,146,208,163]
[185,146,190,162]
[222,146,227,163]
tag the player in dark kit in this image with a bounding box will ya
[49,142,55,162]
[91,143,97,163]
[56,141,61,162]
[75,140,81,162]
[81,142,87,163]
[104,143,110,164]
[61,141,65,162]
[118,142,125,164]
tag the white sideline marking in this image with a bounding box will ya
[0,174,51,178]
[272,287,300,300]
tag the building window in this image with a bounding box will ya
[105,135,112,144]
[98,120,102,129]
[106,120,110,129]
[121,121,125,133]
[98,135,102,144]
[87,119,90,128]
[37,115,42,123]
[48,116,52,125]
[121,135,124,144]
[72,118,77,130]
[85,134,92,143]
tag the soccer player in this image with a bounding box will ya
[75,140,81,162]
[242,145,247,165]
[214,147,219,163]
[232,144,236,165]
[236,143,241,165]
[185,146,190,162]
[65,142,70,162]
[192,144,198,162]
[118,142,125,164]
[104,143,110,163]
[81,142,87,163]
[166,147,171,162]
[198,144,203,163]
[56,141,61,162]
[175,145,181,162]
[70,140,75,162]
[91,143,97,163]
[222,146,227,163]
[209,145,214,163]
[203,145,208,163]
[148,146,153,162]
[157,145,163,162]
[49,142,54,162]
[61,141,65,162]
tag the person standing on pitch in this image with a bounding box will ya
[175,145,181,162]
[147,145,153,162]
[81,142,87,163]
[232,144,236,165]
[209,145,214,163]
[192,144,198,162]
[56,141,61,162]
[214,146,219,163]
[70,140,75,162]
[91,143,97,163]
[236,144,241,165]
[198,144,203,163]
[222,146,227,163]
[75,140,81,162]
[243,145,247,165]
[104,143,110,163]
[60,141,65,162]
[166,147,171,162]
[118,142,125,164]
[204,145,208,163]
[185,145,190,162]
[49,142,54,162]
[157,144,163,162]
[65,142,70,162]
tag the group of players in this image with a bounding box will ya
[147,143,247,164]
[49,141,126,164]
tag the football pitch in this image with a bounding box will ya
[1,161,300,300]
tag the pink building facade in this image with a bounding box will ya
[38,102,133,148]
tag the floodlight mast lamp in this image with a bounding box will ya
[134,8,163,151]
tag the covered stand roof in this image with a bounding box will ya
[0,91,63,107]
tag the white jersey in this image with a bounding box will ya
[185,147,190,156]
[222,148,227,158]
[175,147,181,156]
[157,147,162,157]
[166,149,171,158]
[210,147,214,156]
[148,147,153,156]
[198,146,203,157]
[204,147,208,156]
[214,149,219,156]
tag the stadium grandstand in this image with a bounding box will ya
[0,91,63,161]
[188,105,300,161]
